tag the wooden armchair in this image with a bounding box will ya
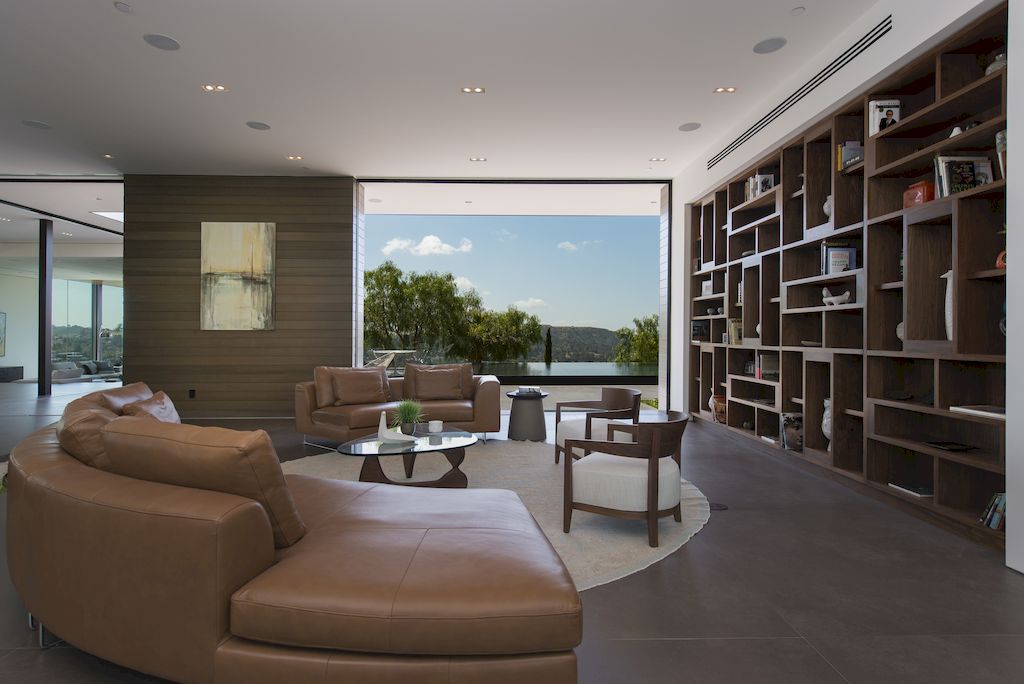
[553,387,642,464]
[563,411,689,547]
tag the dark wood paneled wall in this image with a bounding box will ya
[123,176,356,417]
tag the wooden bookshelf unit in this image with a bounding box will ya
[686,6,1007,546]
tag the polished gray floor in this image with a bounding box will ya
[2,382,1024,682]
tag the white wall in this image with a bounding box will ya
[0,273,38,377]
[1006,0,1022,574]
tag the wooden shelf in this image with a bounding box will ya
[782,303,863,314]
[877,280,904,291]
[868,433,1003,474]
[784,268,864,287]
[692,314,727,320]
[686,8,1007,549]
[968,269,1006,280]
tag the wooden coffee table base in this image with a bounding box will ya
[358,447,468,488]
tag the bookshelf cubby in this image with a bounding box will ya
[686,4,1007,546]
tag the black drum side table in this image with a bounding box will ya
[506,390,549,441]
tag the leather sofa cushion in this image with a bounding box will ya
[56,406,118,469]
[97,382,154,414]
[404,363,474,400]
[122,391,182,423]
[233,475,582,656]
[313,402,400,429]
[413,366,462,400]
[314,366,391,408]
[101,417,306,548]
[331,368,389,406]
[420,399,474,422]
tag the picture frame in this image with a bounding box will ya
[869,99,901,136]
[701,280,714,296]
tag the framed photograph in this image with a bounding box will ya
[755,173,775,195]
[701,280,714,296]
[869,99,901,135]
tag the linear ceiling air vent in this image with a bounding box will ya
[707,14,892,170]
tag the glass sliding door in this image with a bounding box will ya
[51,278,94,363]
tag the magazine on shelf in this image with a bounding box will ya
[888,482,933,499]
[934,155,994,197]
[868,99,901,136]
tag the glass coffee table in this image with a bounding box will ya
[336,425,477,488]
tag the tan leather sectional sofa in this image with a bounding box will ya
[296,364,501,444]
[7,383,581,683]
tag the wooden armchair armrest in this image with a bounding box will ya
[563,437,648,459]
[555,400,604,424]
[607,422,639,440]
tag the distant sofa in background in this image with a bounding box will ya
[296,363,501,444]
[47,360,123,384]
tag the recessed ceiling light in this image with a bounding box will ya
[368,198,383,203]
[649,157,667,162]
[143,33,181,51]
[201,84,228,92]
[464,200,473,204]
[678,122,702,132]
[246,121,271,131]
[103,154,114,159]
[287,155,303,160]
[21,119,52,130]
[790,6,806,16]
[0,217,11,222]
[650,201,658,204]
[713,87,737,93]
[753,37,788,54]
[113,1,132,13]
[461,87,485,94]
[469,157,487,162]
[61,232,74,237]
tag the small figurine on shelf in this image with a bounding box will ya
[822,399,832,452]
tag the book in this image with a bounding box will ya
[820,240,851,274]
[888,482,933,498]
[935,155,994,197]
[989,493,1006,530]
[727,318,743,345]
[949,405,1006,421]
[924,441,976,452]
[979,493,1000,524]
[826,247,857,274]
[869,99,901,136]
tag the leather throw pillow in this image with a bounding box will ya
[123,391,182,423]
[330,367,389,406]
[56,406,119,470]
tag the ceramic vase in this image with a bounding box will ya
[401,422,415,435]
[821,399,832,452]
[941,270,953,341]
[822,195,833,219]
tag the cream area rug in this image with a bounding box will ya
[282,438,710,590]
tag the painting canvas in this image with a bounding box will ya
[201,222,275,330]
[0,311,6,356]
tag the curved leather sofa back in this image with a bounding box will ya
[7,426,276,684]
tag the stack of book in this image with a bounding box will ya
[978,492,1006,530]
[933,154,994,197]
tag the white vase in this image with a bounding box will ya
[822,195,833,219]
[941,270,953,341]
[821,399,832,452]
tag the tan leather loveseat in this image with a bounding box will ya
[7,383,581,683]
[297,363,501,443]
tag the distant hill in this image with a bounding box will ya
[525,325,620,362]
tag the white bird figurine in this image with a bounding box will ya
[822,287,852,306]
[378,411,417,443]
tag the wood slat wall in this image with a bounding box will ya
[123,175,357,417]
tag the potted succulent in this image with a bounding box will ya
[394,400,424,435]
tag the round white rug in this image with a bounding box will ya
[282,438,710,590]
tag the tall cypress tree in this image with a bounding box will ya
[544,327,553,365]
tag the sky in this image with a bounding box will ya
[364,214,660,331]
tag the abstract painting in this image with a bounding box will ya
[200,222,275,330]
[0,311,6,356]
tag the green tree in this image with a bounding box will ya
[364,261,481,352]
[544,327,553,365]
[613,315,659,364]
[458,308,542,370]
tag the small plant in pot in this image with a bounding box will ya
[393,400,424,435]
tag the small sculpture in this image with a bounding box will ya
[822,399,832,452]
[822,287,852,306]
[822,195,833,219]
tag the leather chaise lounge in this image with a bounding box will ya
[6,383,581,683]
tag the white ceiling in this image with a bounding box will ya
[362,182,664,215]
[0,182,125,235]
[0,0,879,180]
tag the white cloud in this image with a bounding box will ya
[382,234,473,256]
[382,238,413,255]
[496,228,517,241]
[557,241,578,251]
[558,239,602,252]
[454,276,475,291]
[514,297,548,309]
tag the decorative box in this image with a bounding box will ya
[903,181,935,209]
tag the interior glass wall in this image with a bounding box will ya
[51,278,93,363]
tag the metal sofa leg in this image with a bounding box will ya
[28,613,37,630]
[38,623,63,649]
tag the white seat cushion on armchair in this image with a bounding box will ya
[556,418,632,457]
[572,452,681,512]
